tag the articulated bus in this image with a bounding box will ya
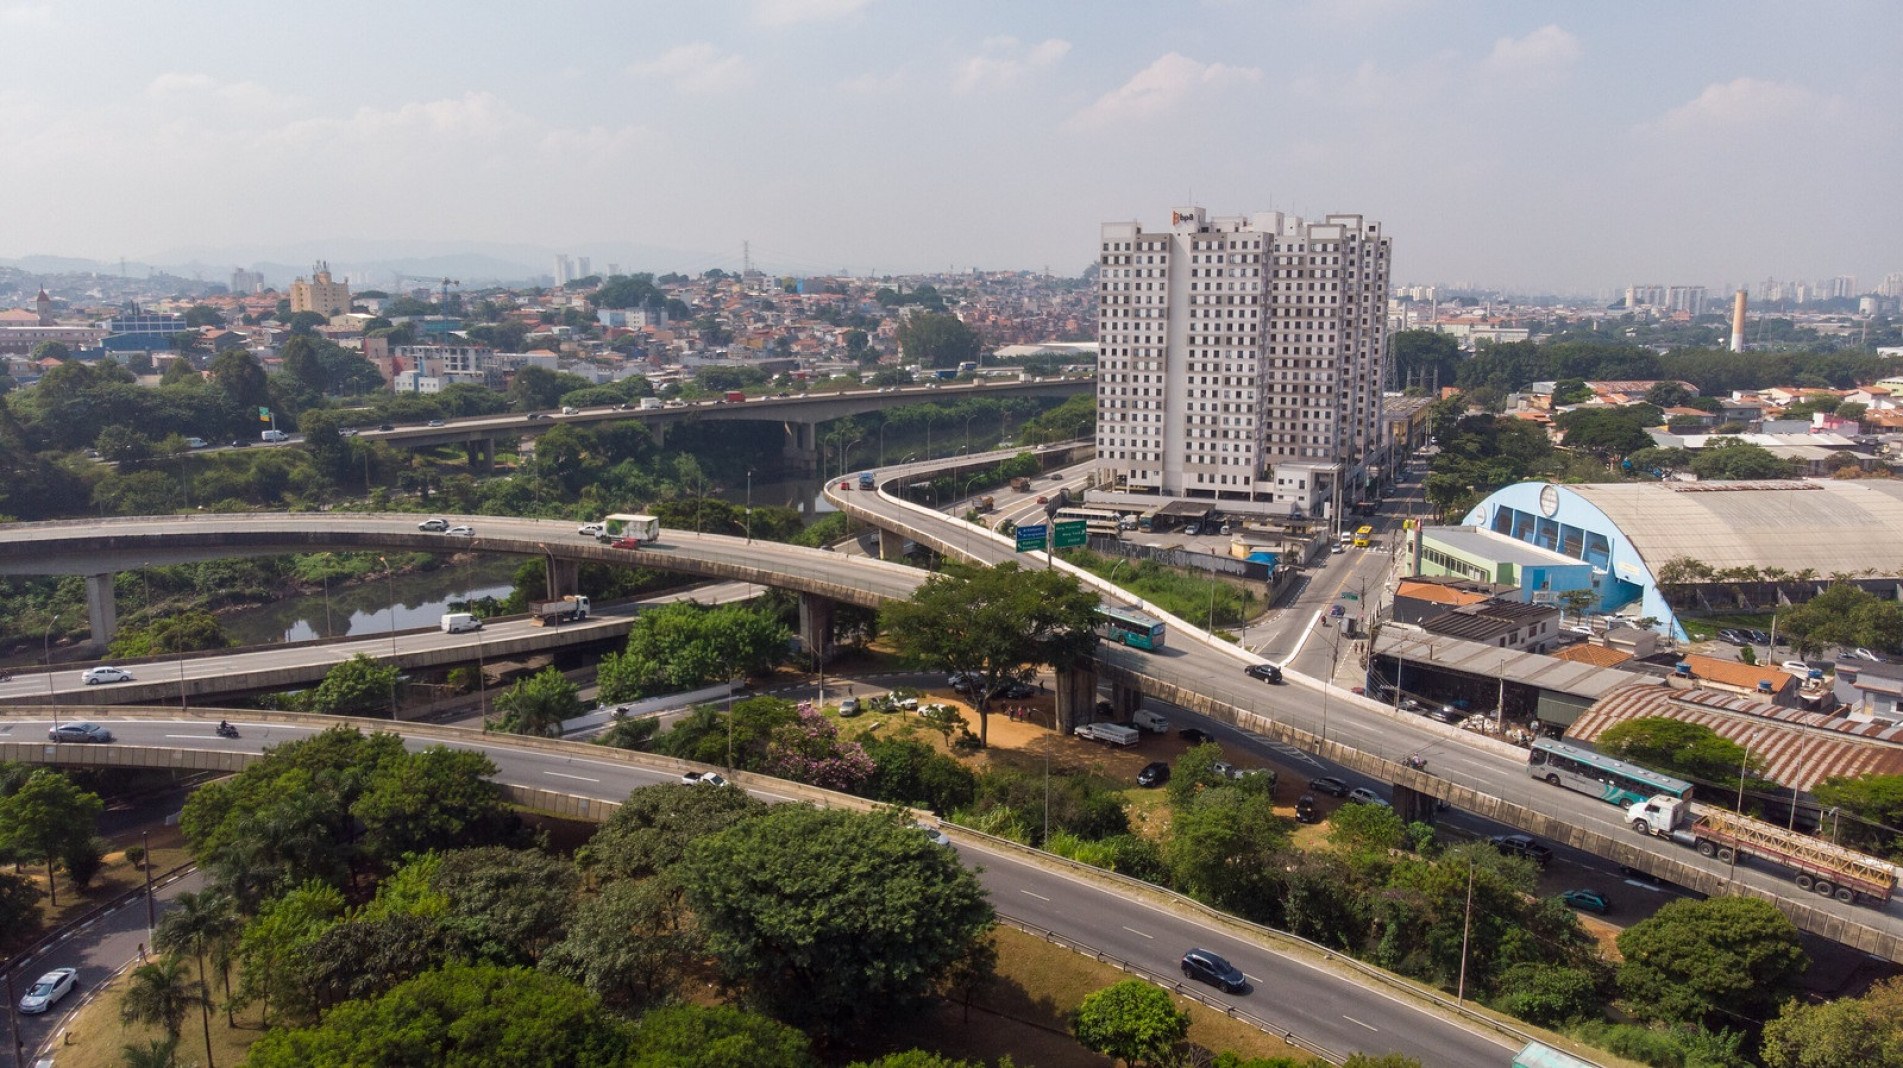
[1097,605,1166,651]
[1055,507,1123,537]
[1527,737,1694,807]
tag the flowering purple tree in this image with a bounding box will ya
[764,702,876,793]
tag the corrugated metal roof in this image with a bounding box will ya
[1567,682,1903,790]
[1376,630,1642,699]
[1565,480,1903,574]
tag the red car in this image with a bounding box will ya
[611,536,642,549]
[839,481,852,490]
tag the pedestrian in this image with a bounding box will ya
[137,942,146,962]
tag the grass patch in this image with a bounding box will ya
[854,925,1318,1066]
[1060,549,1259,628]
[6,832,193,957]
[1679,611,1774,641]
[47,956,262,1068]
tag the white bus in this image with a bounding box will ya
[1054,507,1122,537]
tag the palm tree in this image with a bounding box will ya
[156,890,238,1063]
[121,1036,180,1068]
[120,956,200,1041]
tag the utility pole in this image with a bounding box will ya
[1456,862,1476,1004]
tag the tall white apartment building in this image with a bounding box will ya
[1094,206,1391,517]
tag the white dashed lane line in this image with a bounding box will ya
[1342,1015,1379,1032]
[542,771,601,783]
[1122,926,1154,940]
[1019,890,1050,902]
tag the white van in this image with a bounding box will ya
[260,429,290,443]
[440,612,482,634]
[1131,708,1170,733]
[638,397,663,411]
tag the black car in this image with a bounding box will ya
[1307,776,1350,797]
[1747,628,1773,646]
[1181,948,1247,994]
[1178,727,1213,745]
[1137,761,1171,788]
[1294,794,1319,823]
[525,411,546,420]
[991,680,1036,700]
[378,423,395,431]
[1490,833,1554,866]
[1716,628,1751,645]
[1244,663,1283,684]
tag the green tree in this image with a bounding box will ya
[1690,438,1801,480]
[294,912,456,1014]
[896,312,982,368]
[861,736,979,814]
[154,888,240,1048]
[1761,975,1903,1068]
[1166,742,1230,807]
[1617,896,1808,1028]
[234,880,346,1025]
[1071,978,1189,1067]
[0,769,104,906]
[299,653,399,716]
[30,339,71,362]
[1489,962,1604,1027]
[120,1036,182,1068]
[1390,330,1461,391]
[1778,583,1903,657]
[1165,782,1289,920]
[0,872,41,946]
[597,601,791,701]
[421,847,580,965]
[541,877,700,1012]
[628,1004,816,1068]
[350,746,514,867]
[587,781,767,881]
[681,805,995,1036]
[1811,773,1903,856]
[1645,381,1696,408]
[487,665,583,737]
[120,956,204,1044]
[244,964,633,1068]
[1555,407,1656,461]
[107,609,232,658]
[1551,378,1594,405]
[1597,716,1762,788]
[1328,801,1408,856]
[881,561,1100,746]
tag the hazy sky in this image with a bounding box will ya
[2,1,1895,292]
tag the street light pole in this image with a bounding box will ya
[1730,731,1757,882]
[380,556,398,718]
[44,613,59,727]
[745,469,754,544]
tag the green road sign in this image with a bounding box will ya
[1015,523,1048,552]
[1052,519,1087,549]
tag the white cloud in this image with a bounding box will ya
[260,92,523,154]
[1067,52,1261,129]
[0,4,52,27]
[628,43,754,94]
[1649,77,1837,134]
[145,72,296,113]
[1483,25,1581,79]
[838,70,905,95]
[952,36,1071,95]
[752,0,873,26]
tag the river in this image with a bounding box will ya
[218,556,522,645]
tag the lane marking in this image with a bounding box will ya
[542,771,601,783]
[1243,973,1263,984]
[1122,926,1153,940]
[162,734,223,740]
[1342,1014,1379,1032]
[1019,889,1050,902]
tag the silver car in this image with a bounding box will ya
[48,722,114,743]
[17,968,76,1013]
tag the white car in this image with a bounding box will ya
[17,968,76,1014]
[443,525,475,537]
[81,666,133,685]
[417,517,449,531]
[681,771,729,787]
[911,821,952,847]
[578,523,604,538]
[1783,660,1816,677]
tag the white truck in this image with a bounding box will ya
[599,513,661,547]
[528,595,591,627]
[1073,722,1140,747]
[638,397,663,410]
[440,612,482,634]
[1626,795,1896,906]
[1132,708,1170,733]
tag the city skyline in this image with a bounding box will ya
[1,1,1896,292]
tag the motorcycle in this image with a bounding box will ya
[215,723,240,739]
[1404,754,1428,771]
[0,671,11,682]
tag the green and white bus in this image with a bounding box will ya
[1528,738,1693,807]
[1097,605,1166,651]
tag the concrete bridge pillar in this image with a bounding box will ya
[545,556,580,600]
[648,421,667,450]
[1393,781,1439,824]
[877,528,907,561]
[464,439,496,471]
[1053,664,1096,733]
[782,420,820,473]
[798,592,835,664]
[85,573,117,651]
[1109,680,1143,718]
